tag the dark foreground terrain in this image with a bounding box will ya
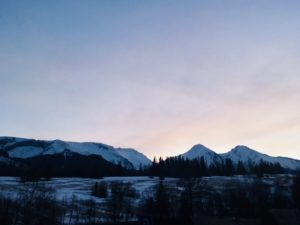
[0,175,300,225]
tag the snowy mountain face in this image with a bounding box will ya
[221,145,300,171]
[116,148,152,169]
[0,137,151,169]
[180,144,300,171]
[181,144,223,166]
[221,145,271,164]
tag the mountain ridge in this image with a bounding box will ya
[183,144,300,171]
[1,136,300,171]
[0,136,151,169]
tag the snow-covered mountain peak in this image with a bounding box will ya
[221,145,300,170]
[222,145,270,163]
[183,144,215,157]
[181,144,223,166]
[232,145,253,152]
[229,145,262,157]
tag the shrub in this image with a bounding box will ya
[92,181,108,198]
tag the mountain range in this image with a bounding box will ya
[1,136,300,172]
[181,144,300,171]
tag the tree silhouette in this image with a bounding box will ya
[293,174,300,210]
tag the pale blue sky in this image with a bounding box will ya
[1,0,300,159]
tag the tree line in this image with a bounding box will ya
[144,156,285,178]
[0,153,289,181]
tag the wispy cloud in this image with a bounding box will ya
[0,0,300,159]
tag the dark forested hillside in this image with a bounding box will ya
[0,153,291,179]
[146,156,285,178]
[0,152,129,180]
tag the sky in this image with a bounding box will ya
[1,0,300,160]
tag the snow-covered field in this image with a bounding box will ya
[0,176,178,202]
[0,175,294,202]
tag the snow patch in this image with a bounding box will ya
[8,146,43,158]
